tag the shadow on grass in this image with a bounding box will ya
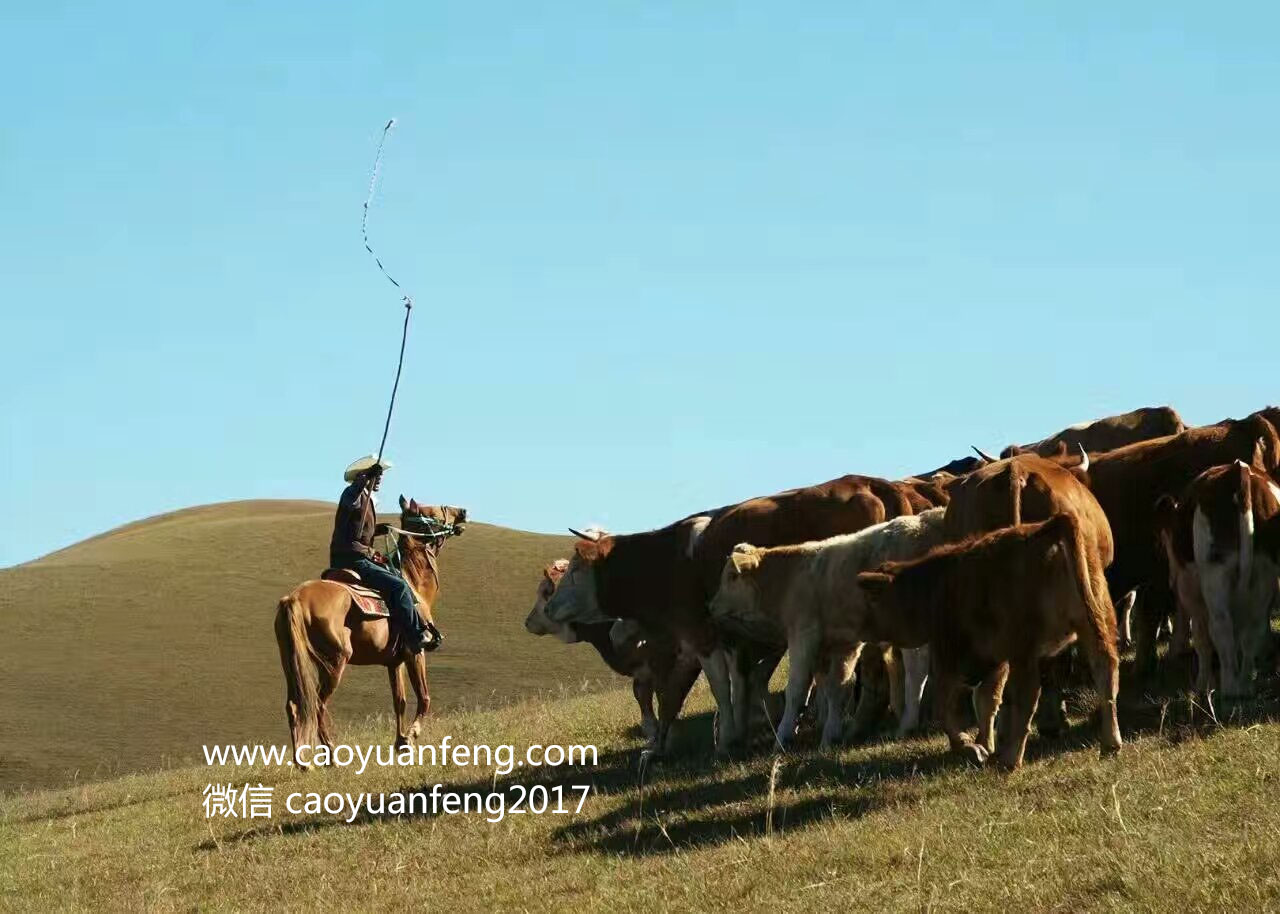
[193,650,1280,857]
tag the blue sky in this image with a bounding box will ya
[3,2,1277,567]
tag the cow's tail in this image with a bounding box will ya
[275,593,320,767]
[1234,460,1255,598]
[1008,461,1025,527]
[1048,512,1117,658]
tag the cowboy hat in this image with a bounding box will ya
[343,455,392,482]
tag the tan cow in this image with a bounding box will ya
[1154,461,1280,697]
[854,513,1122,769]
[709,508,948,748]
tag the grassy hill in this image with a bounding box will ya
[4,679,1280,912]
[0,501,615,792]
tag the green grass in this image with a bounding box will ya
[4,672,1280,913]
[0,501,613,791]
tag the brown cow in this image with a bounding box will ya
[525,559,700,751]
[940,451,1115,734]
[544,473,934,754]
[855,513,1123,769]
[1154,461,1280,696]
[1000,406,1186,460]
[1084,411,1280,672]
[917,405,1185,479]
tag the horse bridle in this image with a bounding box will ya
[384,513,462,648]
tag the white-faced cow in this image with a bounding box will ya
[1082,411,1280,673]
[1154,461,1280,697]
[525,558,700,751]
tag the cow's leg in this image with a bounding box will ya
[995,660,1041,770]
[653,655,701,754]
[897,646,931,737]
[697,648,738,753]
[777,629,821,749]
[936,664,984,765]
[1199,561,1243,696]
[820,646,860,748]
[1183,576,1217,696]
[727,646,753,748]
[1079,636,1122,756]
[974,662,1010,755]
[848,645,890,739]
[404,651,432,741]
[388,663,409,747]
[1034,654,1070,738]
[1134,577,1173,677]
[1168,591,1193,659]
[748,650,784,731]
[632,672,658,743]
[1116,589,1136,653]
[884,646,905,721]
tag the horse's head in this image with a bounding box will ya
[397,495,468,538]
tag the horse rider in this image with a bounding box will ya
[330,455,435,653]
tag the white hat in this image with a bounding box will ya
[343,455,392,483]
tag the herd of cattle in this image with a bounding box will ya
[524,405,1280,769]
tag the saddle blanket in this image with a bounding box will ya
[319,569,391,619]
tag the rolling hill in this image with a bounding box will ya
[0,500,614,792]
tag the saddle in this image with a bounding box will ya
[320,568,391,619]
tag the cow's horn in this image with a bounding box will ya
[1077,444,1090,472]
[971,445,997,463]
[568,527,598,541]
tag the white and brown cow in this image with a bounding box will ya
[854,513,1123,770]
[708,508,948,748]
[1155,461,1280,697]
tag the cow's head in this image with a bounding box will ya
[542,528,615,626]
[398,495,467,537]
[524,559,579,642]
[708,543,765,623]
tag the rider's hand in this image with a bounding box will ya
[372,551,387,566]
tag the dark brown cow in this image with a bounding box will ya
[1084,411,1280,672]
[916,406,1185,480]
[525,560,700,751]
[1154,462,1280,696]
[1000,406,1186,460]
[855,513,1123,769]
[940,452,1115,734]
[543,474,934,754]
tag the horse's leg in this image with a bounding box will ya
[316,635,352,752]
[389,663,409,748]
[405,651,432,741]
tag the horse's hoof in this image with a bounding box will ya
[958,743,989,767]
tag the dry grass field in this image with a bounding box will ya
[4,673,1280,912]
[0,501,613,791]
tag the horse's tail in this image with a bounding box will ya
[275,592,320,768]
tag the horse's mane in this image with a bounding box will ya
[397,533,439,602]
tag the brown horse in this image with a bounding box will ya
[275,495,467,767]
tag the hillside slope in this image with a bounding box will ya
[0,501,613,791]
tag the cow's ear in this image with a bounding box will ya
[545,560,569,582]
[855,571,893,593]
[729,545,760,576]
[575,535,614,561]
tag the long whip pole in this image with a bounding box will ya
[362,118,414,463]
